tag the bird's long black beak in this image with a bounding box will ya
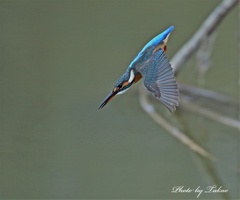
[98,90,118,110]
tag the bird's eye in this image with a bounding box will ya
[118,85,122,89]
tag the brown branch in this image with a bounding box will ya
[171,0,239,74]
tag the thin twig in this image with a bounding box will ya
[170,0,239,74]
[178,83,237,104]
[196,31,216,86]
[180,94,240,130]
[138,85,216,161]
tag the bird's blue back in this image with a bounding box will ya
[129,26,174,69]
[140,26,174,53]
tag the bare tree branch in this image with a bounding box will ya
[137,0,238,160]
[178,83,237,104]
[196,31,216,86]
[138,85,216,161]
[171,0,239,74]
[180,94,240,130]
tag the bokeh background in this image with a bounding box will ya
[0,0,239,199]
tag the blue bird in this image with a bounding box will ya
[99,26,179,113]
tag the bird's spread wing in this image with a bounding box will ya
[137,49,179,113]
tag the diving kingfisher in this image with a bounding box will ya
[98,26,179,113]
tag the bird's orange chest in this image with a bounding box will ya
[133,73,142,84]
[120,73,142,89]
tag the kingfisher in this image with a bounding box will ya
[98,26,179,113]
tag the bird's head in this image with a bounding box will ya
[98,70,136,109]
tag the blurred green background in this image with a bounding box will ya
[0,0,239,199]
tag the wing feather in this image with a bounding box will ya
[136,49,179,113]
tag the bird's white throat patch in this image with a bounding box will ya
[117,87,130,95]
[128,70,135,83]
[117,70,134,95]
